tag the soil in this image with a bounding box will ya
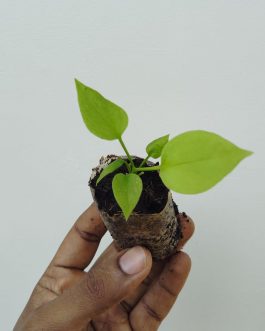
[89,156,179,216]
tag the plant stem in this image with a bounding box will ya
[139,155,150,168]
[135,165,161,172]
[118,136,135,169]
[123,159,131,172]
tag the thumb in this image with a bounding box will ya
[84,244,153,316]
[80,243,153,317]
[31,244,152,329]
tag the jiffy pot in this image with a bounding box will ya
[89,155,181,260]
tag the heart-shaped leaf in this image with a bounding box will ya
[112,173,143,220]
[146,134,169,159]
[75,79,128,140]
[160,130,253,194]
[96,159,125,185]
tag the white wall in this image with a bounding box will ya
[1,1,264,330]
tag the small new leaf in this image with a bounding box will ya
[112,173,143,220]
[146,134,169,159]
[75,79,128,140]
[160,130,253,194]
[96,159,125,185]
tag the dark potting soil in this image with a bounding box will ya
[89,156,179,216]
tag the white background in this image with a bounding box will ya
[1,1,265,330]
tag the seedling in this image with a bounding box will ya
[75,79,252,221]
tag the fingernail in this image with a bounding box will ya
[119,246,147,275]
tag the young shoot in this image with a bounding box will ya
[75,79,253,220]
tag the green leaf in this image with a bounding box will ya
[146,134,169,158]
[112,173,143,220]
[96,159,125,185]
[160,130,253,194]
[75,79,128,140]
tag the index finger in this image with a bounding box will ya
[50,202,106,270]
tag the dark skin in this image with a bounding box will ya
[14,203,195,330]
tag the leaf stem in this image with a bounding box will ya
[135,165,160,172]
[139,155,150,168]
[123,159,131,172]
[118,136,135,169]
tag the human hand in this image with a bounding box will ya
[14,203,194,331]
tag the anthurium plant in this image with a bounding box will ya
[75,79,252,221]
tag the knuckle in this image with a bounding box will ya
[142,298,163,322]
[38,273,62,296]
[74,223,101,243]
[158,277,177,297]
